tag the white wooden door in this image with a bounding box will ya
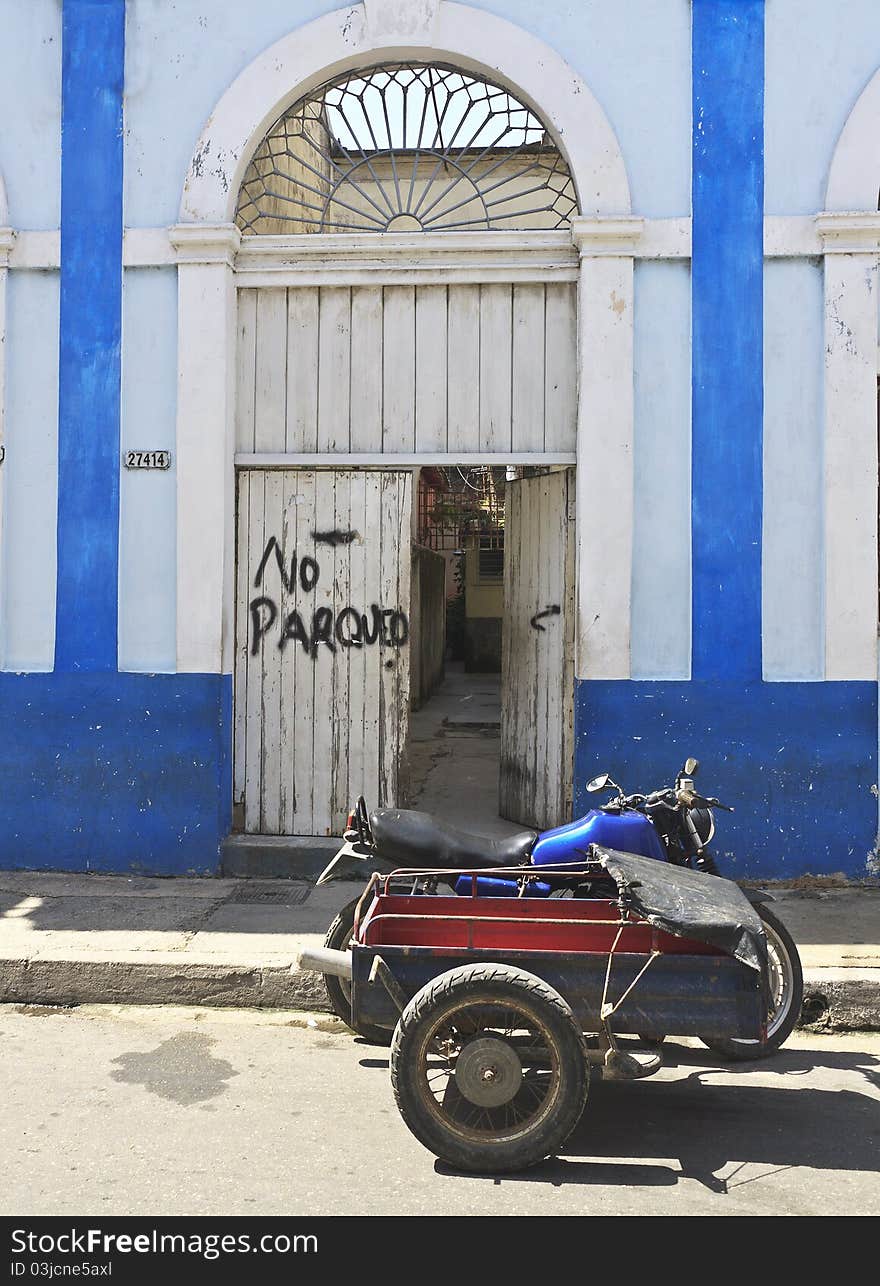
[500,469,575,830]
[234,469,412,836]
[236,284,577,456]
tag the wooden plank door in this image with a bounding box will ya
[234,469,412,836]
[499,468,575,830]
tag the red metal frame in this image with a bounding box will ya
[356,888,722,958]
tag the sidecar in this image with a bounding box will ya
[299,846,770,1173]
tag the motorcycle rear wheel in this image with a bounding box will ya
[700,904,802,1060]
[322,896,393,1046]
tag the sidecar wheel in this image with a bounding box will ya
[322,897,393,1046]
[391,963,589,1173]
[700,904,803,1060]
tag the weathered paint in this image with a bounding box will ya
[0,672,232,874]
[235,469,411,835]
[822,247,879,681]
[1,0,879,878]
[173,227,240,676]
[500,469,575,829]
[177,4,631,223]
[574,234,637,680]
[691,0,764,682]
[55,0,125,673]
[236,283,577,456]
[124,0,342,227]
[575,679,878,880]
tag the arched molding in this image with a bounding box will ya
[179,2,631,225]
[826,64,880,210]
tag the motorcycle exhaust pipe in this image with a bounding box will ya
[296,946,353,979]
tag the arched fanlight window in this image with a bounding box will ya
[236,63,578,234]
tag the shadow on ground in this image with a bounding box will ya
[359,1041,880,1192]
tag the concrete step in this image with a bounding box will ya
[220,834,339,880]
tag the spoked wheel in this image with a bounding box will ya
[322,896,392,1046]
[700,904,803,1060]
[391,964,589,1173]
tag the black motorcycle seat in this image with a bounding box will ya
[370,808,537,870]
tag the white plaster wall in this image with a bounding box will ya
[118,268,177,672]
[470,1,690,218]
[1,272,59,670]
[766,0,880,214]
[630,260,691,680]
[124,0,343,227]
[762,258,824,681]
[124,0,689,227]
[0,0,61,229]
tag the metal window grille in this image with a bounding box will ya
[477,536,504,581]
[416,466,506,551]
[236,63,578,235]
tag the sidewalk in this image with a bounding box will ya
[1,870,878,1030]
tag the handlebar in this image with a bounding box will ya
[619,787,733,813]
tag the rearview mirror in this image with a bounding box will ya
[684,757,699,776]
[586,773,610,792]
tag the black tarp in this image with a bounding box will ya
[594,846,769,979]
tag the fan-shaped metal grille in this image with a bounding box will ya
[236,63,578,234]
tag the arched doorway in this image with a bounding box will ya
[173,2,634,840]
[232,61,579,836]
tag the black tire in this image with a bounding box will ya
[390,963,589,1173]
[700,903,803,1060]
[322,896,393,1046]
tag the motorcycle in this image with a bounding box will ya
[316,757,803,1058]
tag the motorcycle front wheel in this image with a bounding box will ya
[322,896,393,1046]
[700,903,803,1060]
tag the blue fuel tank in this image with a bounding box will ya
[530,808,667,868]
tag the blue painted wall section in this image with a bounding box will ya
[691,0,764,682]
[575,0,877,881]
[0,674,232,874]
[575,680,878,879]
[0,1,233,874]
[55,0,125,673]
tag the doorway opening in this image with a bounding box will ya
[232,462,574,840]
[407,463,575,839]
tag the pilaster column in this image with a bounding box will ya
[817,212,880,680]
[170,223,241,673]
[0,227,14,668]
[571,216,643,679]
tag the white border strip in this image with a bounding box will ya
[1,217,864,271]
[236,452,577,467]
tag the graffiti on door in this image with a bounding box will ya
[249,534,409,658]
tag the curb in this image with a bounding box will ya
[799,968,880,1033]
[0,957,333,1013]
[2,957,878,1031]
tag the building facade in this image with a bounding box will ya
[0,0,878,878]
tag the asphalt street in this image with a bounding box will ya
[2,1004,879,1217]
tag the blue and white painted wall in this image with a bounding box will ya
[0,0,878,876]
[576,0,880,879]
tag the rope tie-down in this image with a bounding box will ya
[598,920,664,1081]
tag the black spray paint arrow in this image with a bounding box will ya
[312,529,358,546]
[530,604,561,631]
